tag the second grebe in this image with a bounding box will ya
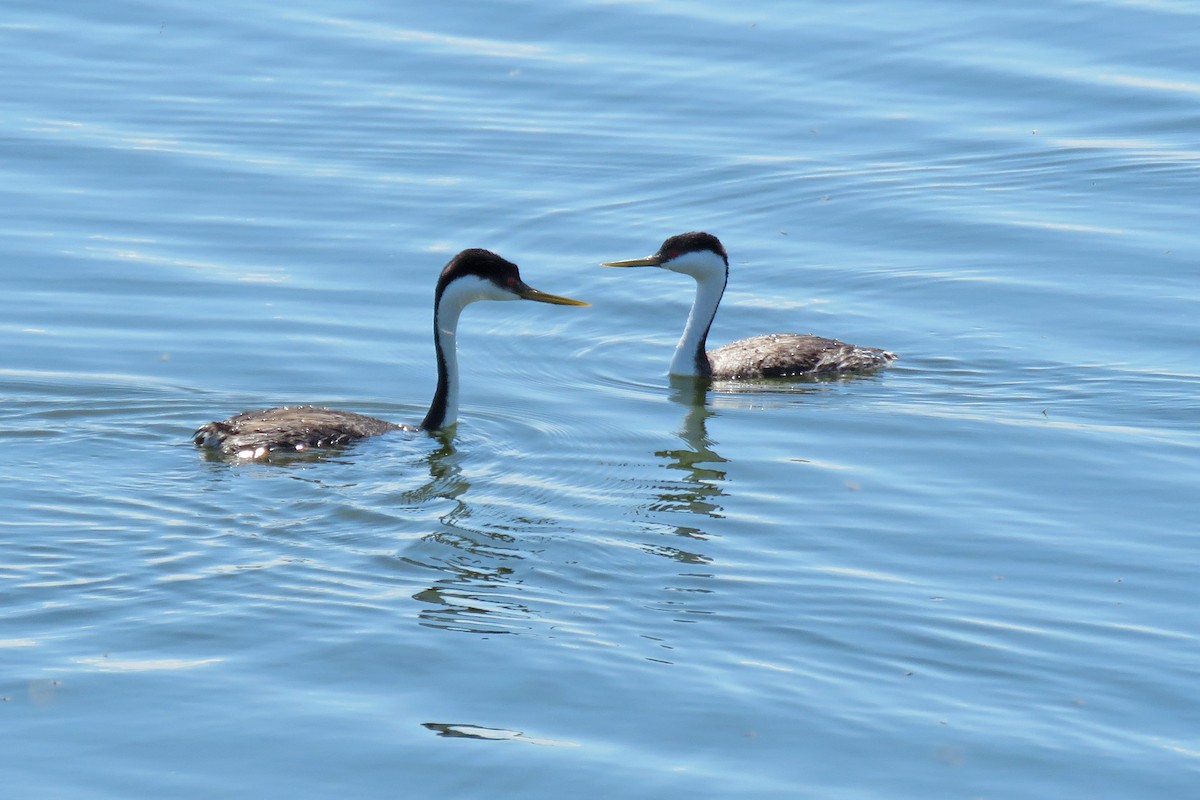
[602,232,895,379]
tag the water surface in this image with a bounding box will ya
[2,1,1198,798]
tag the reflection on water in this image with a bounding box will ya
[409,380,737,635]
[392,432,470,507]
[421,722,579,747]
[630,379,734,656]
[640,378,729,564]
[648,381,729,527]
[406,433,536,635]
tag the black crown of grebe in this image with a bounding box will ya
[602,231,896,379]
[194,248,588,459]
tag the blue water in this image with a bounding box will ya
[3,1,1198,797]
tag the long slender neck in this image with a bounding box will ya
[420,292,466,430]
[670,271,726,377]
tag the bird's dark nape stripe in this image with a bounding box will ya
[420,302,451,431]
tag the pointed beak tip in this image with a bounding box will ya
[547,295,590,307]
[600,257,660,269]
[519,286,589,307]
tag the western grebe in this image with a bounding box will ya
[602,232,896,379]
[194,248,588,458]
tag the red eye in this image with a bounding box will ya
[506,276,518,287]
[666,250,679,260]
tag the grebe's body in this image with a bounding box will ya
[193,407,406,457]
[195,249,586,459]
[707,332,895,379]
[603,232,895,379]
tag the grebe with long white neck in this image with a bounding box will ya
[194,248,587,458]
[602,232,895,379]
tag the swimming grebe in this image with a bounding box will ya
[602,232,895,379]
[194,248,587,458]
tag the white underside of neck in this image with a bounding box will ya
[668,275,724,376]
[432,275,515,427]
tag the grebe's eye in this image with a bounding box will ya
[666,249,679,260]
[506,275,518,287]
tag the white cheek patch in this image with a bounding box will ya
[439,274,516,314]
[665,251,726,281]
[437,274,520,338]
